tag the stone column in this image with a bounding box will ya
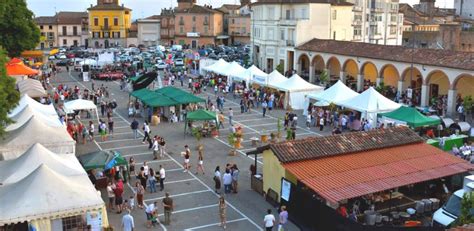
[376,77,382,87]
[297,61,302,75]
[420,84,429,107]
[447,89,457,117]
[397,80,404,94]
[340,71,346,83]
[309,65,315,83]
[357,74,364,92]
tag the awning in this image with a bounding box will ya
[379,106,441,128]
[78,150,128,171]
[216,35,230,39]
[283,143,472,203]
[20,50,44,58]
[6,58,39,76]
[49,49,59,56]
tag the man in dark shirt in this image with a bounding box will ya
[131,119,139,139]
[162,192,174,225]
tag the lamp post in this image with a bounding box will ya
[250,8,255,67]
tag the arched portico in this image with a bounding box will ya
[297,54,310,80]
[310,55,325,83]
[326,57,341,81]
[342,59,359,87]
[358,62,378,91]
[379,64,400,88]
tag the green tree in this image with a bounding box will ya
[0,48,20,137]
[319,69,329,84]
[276,64,284,74]
[455,192,474,227]
[0,0,41,57]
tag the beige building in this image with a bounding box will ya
[218,2,251,45]
[174,0,224,48]
[159,8,175,46]
[137,16,161,46]
[35,16,58,49]
[56,12,88,48]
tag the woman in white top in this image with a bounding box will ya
[107,181,115,210]
[213,166,222,194]
[195,149,204,175]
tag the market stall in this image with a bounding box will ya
[64,99,100,124]
[8,94,57,117]
[379,106,441,128]
[6,58,39,81]
[7,106,62,131]
[0,165,107,230]
[233,65,267,87]
[0,143,84,184]
[201,58,230,74]
[184,109,219,135]
[307,80,359,105]
[17,78,47,98]
[269,74,324,110]
[0,115,75,160]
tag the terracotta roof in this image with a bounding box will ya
[283,143,472,203]
[296,39,474,71]
[56,12,87,25]
[269,127,423,163]
[175,4,222,14]
[34,16,57,25]
[145,15,162,20]
[88,4,131,11]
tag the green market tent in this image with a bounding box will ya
[131,86,205,107]
[379,106,441,128]
[130,88,153,98]
[155,86,205,104]
[142,94,179,107]
[185,109,219,133]
[78,150,128,171]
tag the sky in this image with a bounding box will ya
[27,0,454,19]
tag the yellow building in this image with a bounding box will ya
[87,0,131,48]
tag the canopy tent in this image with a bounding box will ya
[0,143,84,185]
[0,165,105,226]
[379,106,441,128]
[184,109,219,133]
[8,94,57,117]
[269,74,324,110]
[0,116,75,161]
[223,61,247,82]
[202,58,229,74]
[337,87,401,113]
[7,107,62,131]
[131,72,158,91]
[78,150,128,171]
[267,70,288,86]
[64,99,100,123]
[154,86,206,104]
[131,87,205,107]
[17,79,47,98]
[234,65,267,85]
[307,80,359,105]
[6,58,39,76]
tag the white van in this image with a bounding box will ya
[433,175,474,227]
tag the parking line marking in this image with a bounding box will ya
[98,138,138,144]
[234,117,274,122]
[185,218,248,230]
[103,144,145,151]
[156,204,218,217]
[164,178,195,185]
[122,152,152,157]
[247,122,277,127]
[143,189,210,202]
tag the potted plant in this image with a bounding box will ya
[270,132,276,142]
[319,69,329,86]
[286,128,293,141]
[227,133,236,156]
[192,127,203,150]
[235,132,243,149]
[211,126,219,137]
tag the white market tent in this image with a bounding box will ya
[307,80,359,105]
[202,58,229,73]
[7,106,62,131]
[234,65,267,84]
[17,78,42,89]
[337,87,401,113]
[222,61,247,81]
[269,74,324,110]
[64,99,100,123]
[18,85,47,98]
[266,70,288,86]
[0,165,106,227]
[0,143,84,185]
[0,116,75,160]
[8,94,57,117]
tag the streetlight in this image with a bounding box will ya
[249,8,255,67]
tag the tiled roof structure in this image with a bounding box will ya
[296,39,474,71]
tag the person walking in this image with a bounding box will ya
[231,165,239,193]
[152,136,159,160]
[218,196,227,229]
[138,167,147,190]
[121,209,135,231]
[264,209,276,231]
[129,157,136,180]
[228,108,233,126]
[159,165,166,191]
[195,149,205,175]
[159,137,166,158]
[135,181,145,209]
[99,120,107,141]
[223,169,232,194]
[278,206,288,231]
[319,117,325,131]
[131,119,139,139]
[81,123,88,144]
[113,179,124,214]
[142,121,150,143]
[88,121,95,141]
[108,117,114,137]
[218,111,225,129]
[107,181,115,210]
[262,100,268,117]
[145,201,158,228]
[147,168,157,193]
[214,166,222,194]
[162,192,174,225]
[183,145,191,172]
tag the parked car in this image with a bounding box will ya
[155,62,168,70]
[174,58,184,66]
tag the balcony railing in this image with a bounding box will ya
[179,20,184,25]
[286,40,295,46]
[203,20,209,25]
[101,26,110,31]
[353,6,363,12]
